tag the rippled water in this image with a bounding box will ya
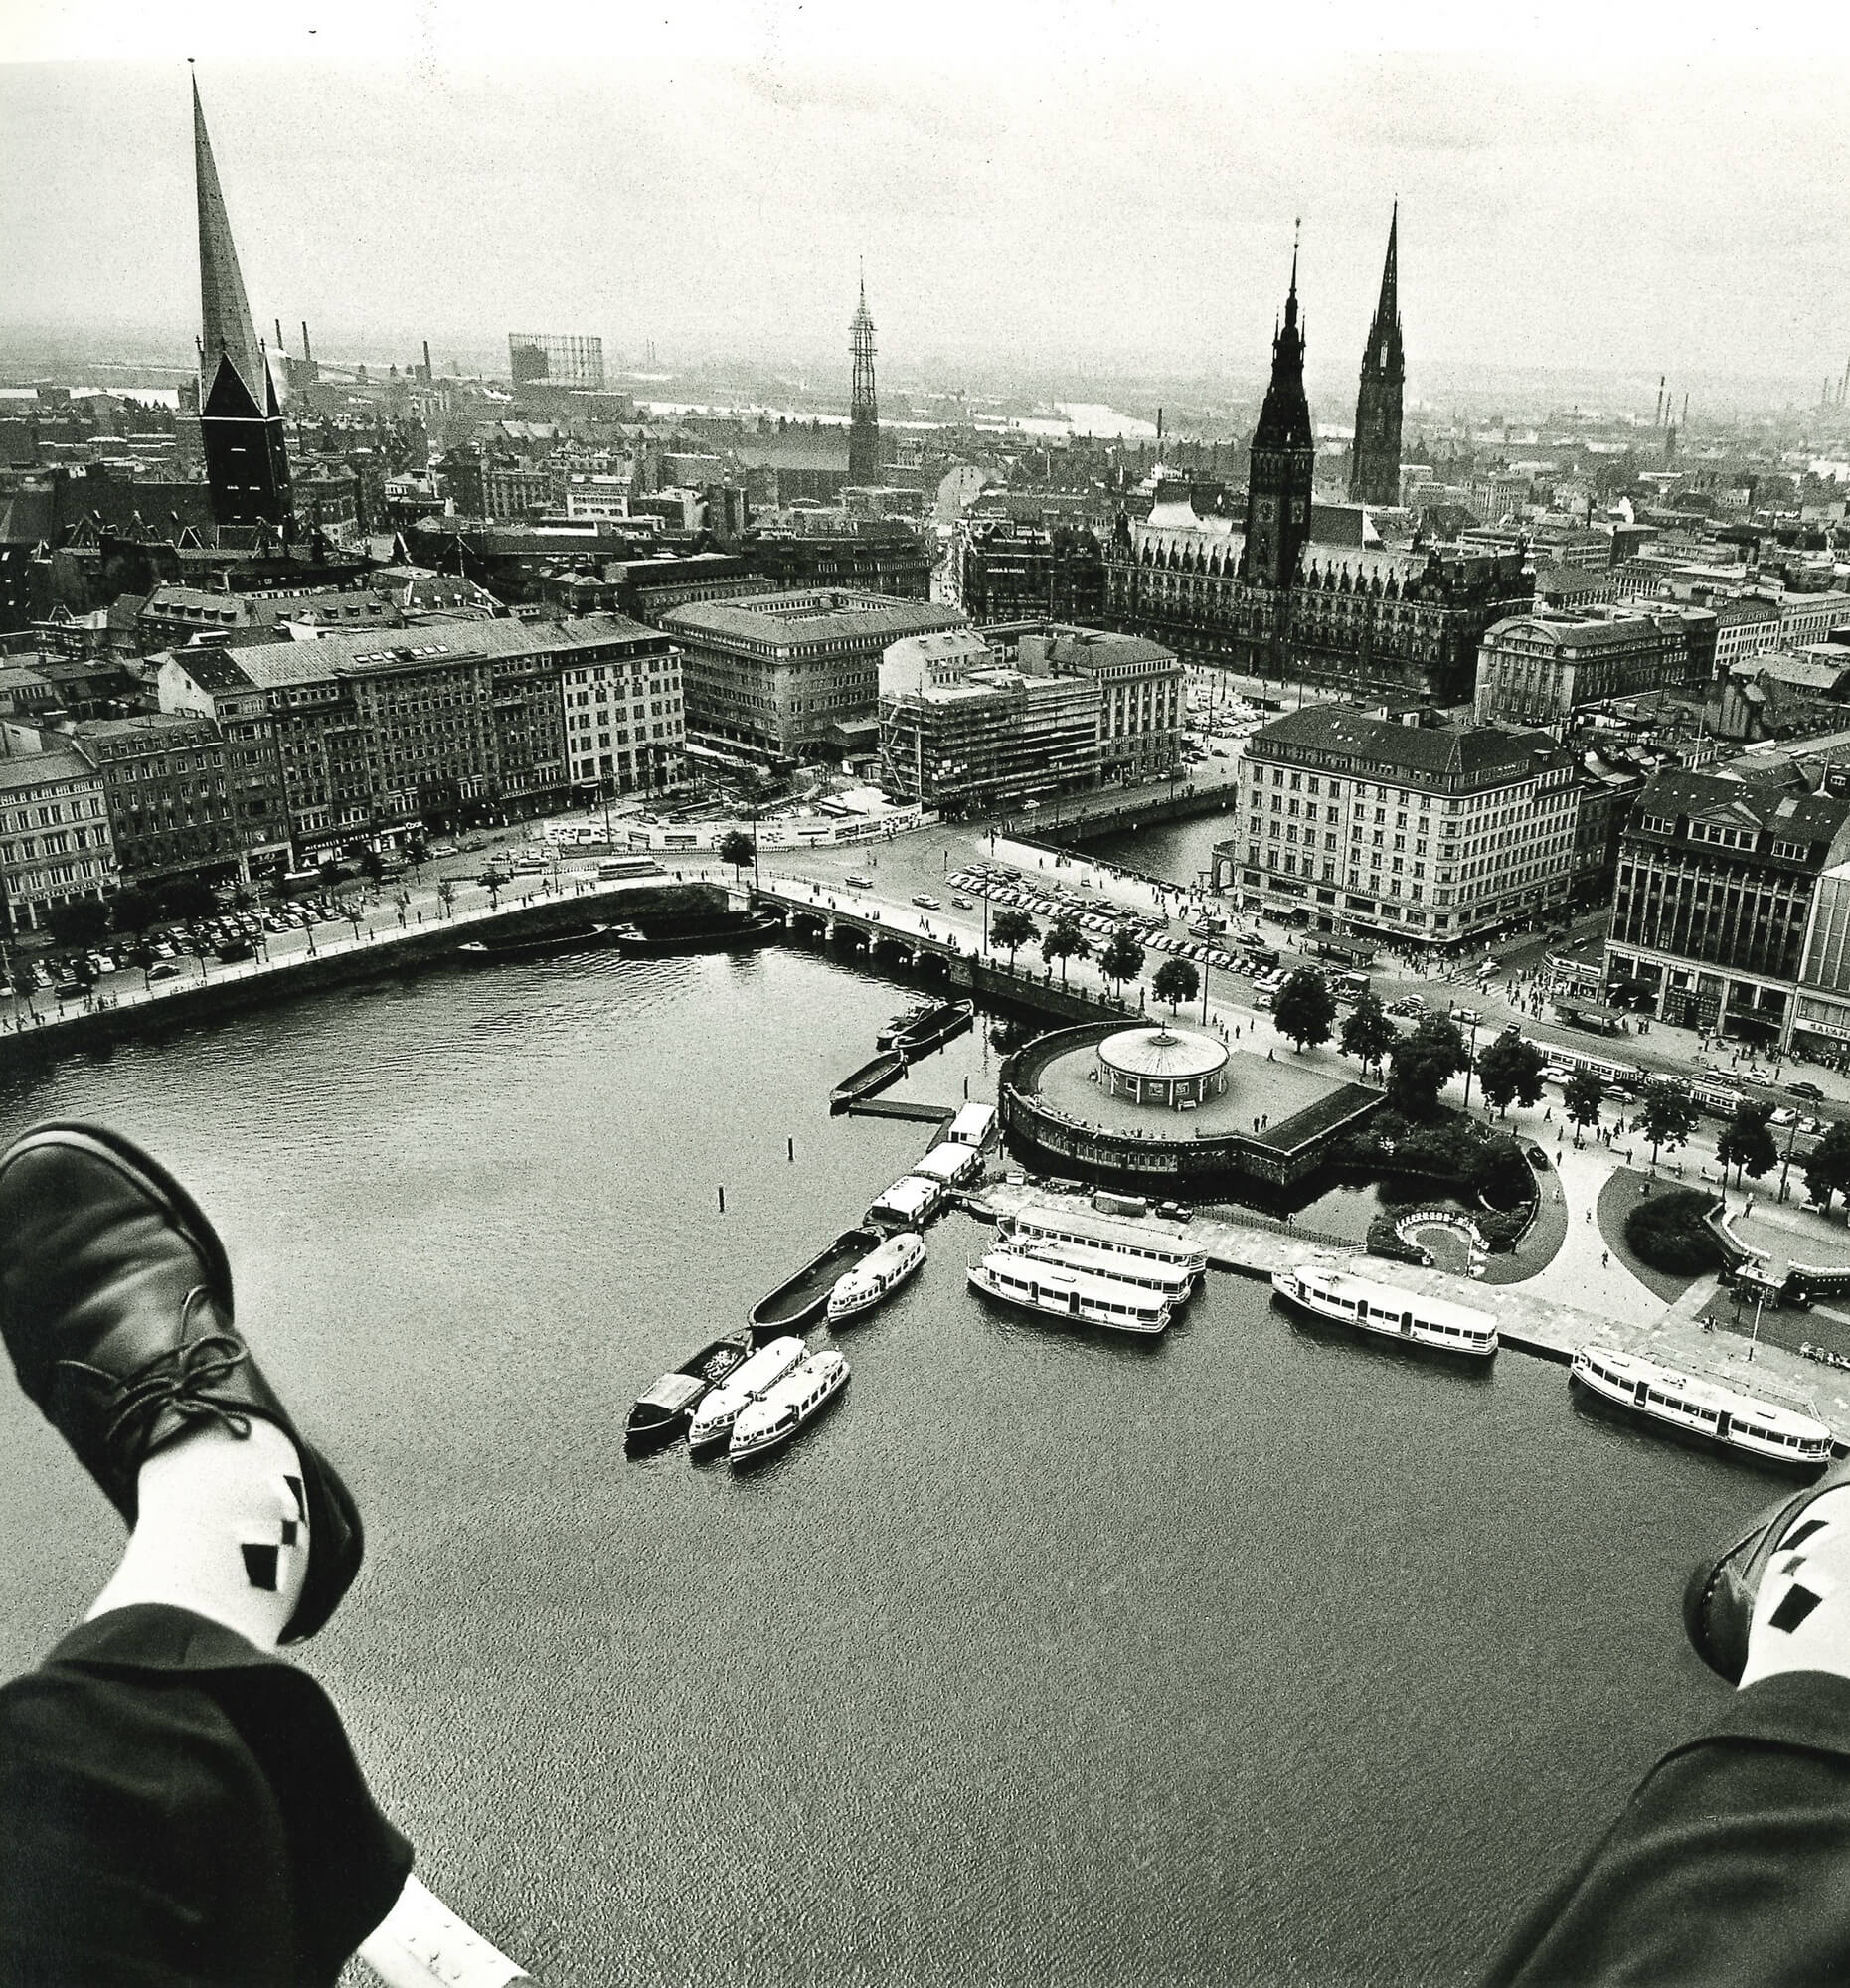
[0,944,1782,1986]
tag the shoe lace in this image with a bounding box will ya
[53,1286,252,1453]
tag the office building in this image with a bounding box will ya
[662,589,966,764]
[1221,707,1578,946]
[1606,765,1850,1046]
[952,520,1106,626]
[1474,609,1688,727]
[0,746,117,933]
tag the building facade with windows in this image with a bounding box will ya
[0,746,117,932]
[1219,707,1577,948]
[560,624,685,795]
[70,712,282,888]
[663,589,966,764]
[877,629,1102,815]
[985,623,1181,783]
[1474,609,1688,727]
[952,521,1106,626]
[1605,766,1850,1047]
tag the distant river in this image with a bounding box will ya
[0,942,1773,1985]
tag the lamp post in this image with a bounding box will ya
[1460,1015,1481,1110]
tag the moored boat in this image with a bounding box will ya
[890,998,974,1059]
[750,1227,882,1330]
[1571,1344,1832,1471]
[688,1335,809,1454]
[867,1174,944,1230]
[877,1006,929,1050]
[609,910,781,956]
[1002,1200,1208,1276]
[625,1330,755,1450]
[729,1350,851,1464]
[1007,1237,1197,1301]
[967,1249,1173,1335]
[457,921,611,962]
[826,1232,926,1323]
[1270,1265,1496,1357]
[830,1052,907,1113]
[909,1141,984,1191]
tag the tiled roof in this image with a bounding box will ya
[0,749,97,790]
[1252,706,1562,781]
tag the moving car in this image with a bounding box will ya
[1789,1079,1826,1101]
[912,894,941,910]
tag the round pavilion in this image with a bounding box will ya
[1095,1024,1230,1110]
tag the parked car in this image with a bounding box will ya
[1800,1116,1827,1137]
[950,897,972,911]
[845,875,874,889]
[1770,1106,1800,1129]
[1388,996,1427,1018]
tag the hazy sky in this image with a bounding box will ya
[3,0,1847,403]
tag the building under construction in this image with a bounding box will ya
[508,332,605,391]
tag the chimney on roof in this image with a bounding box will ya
[301,322,312,364]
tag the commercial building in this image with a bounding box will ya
[1474,609,1688,727]
[662,589,966,765]
[68,711,286,887]
[742,525,931,602]
[1606,766,1850,1047]
[0,746,117,933]
[878,630,1100,815]
[1219,707,1578,947]
[952,520,1106,626]
[560,624,686,795]
[158,614,671,857]
[990,624,1181,783]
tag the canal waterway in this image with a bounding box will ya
[1087,815,1232,895]
[0,942,1781,1986]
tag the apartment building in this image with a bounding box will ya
[0,746,117,932]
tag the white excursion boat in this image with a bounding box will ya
[686,1335,808,1453]
[968,1249,1174,1335]
[868,1174,944,1229]
[1571,1345,1833,1470]
[729,1350,851,1464]
[1003,1201,1208,1276]
[1006,1237,1197,1301]
[826,1232,926,1323]
[1269,1265,1497,1357]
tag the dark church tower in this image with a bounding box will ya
[1348,203,1404,508]
[847,272,881,486]
[1240,241,1315,591]
[194,76,291,531]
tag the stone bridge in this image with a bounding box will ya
[756,880,966,975]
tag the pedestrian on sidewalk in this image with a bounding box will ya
[1601,1250,1610,1269]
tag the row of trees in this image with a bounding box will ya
[990,908,1161,1002]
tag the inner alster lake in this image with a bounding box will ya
[0,941,1780,1985]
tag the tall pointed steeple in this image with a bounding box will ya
[1241,228,1315,591]
[194,74,270,418]
[1349,203,1405,507]
[848,264,881,486]
[191,71,291,529]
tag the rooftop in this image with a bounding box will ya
[1098,1025,1229,1082]
[1251,706,1564,785]
[0,748,97,790]
[662,591,965,648]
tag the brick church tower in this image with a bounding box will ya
[1348,204,1404,508]
[1240,237,1315,592]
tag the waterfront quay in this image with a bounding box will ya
[973,1178,1850,1447]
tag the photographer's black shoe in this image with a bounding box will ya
[0,1120,362,1642]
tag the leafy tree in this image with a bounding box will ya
[1474,1031,1547,1119]
[1563,1070,1605,1146]
[990,907,1038,970]
[718,828,757,880]
[405,832,428,875]
[1387,1015,1469,1118]
[1338,990,1396,1077]
[1098,927,1146,993]
[47,898,109,947]
[157,876,216,922]
[109,887,161,935]
[357,848,386,885]
[1151,955,1199,1014]
[1804,1121,1850,1214]
[1273,967,1335,1053]
[1718,1100,1778,1188]
[437,879,456,918]
[1041,914,1090,985]
[1636,1078,1700,1167]
[317,859,344,888]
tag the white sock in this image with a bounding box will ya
[1739,1484,1850,1689]
[86,1418,309,1652]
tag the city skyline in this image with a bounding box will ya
[3,0,1848,403]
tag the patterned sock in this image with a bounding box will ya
[1739,1485,1850,1689]
[85,1418,309,1652]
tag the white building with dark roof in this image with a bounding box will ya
[1221,705,1577,947]
[0,746,117,932]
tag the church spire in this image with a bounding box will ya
[1349,203,1406,507]
[193,71,269,416]
[1240,238,1316,593]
